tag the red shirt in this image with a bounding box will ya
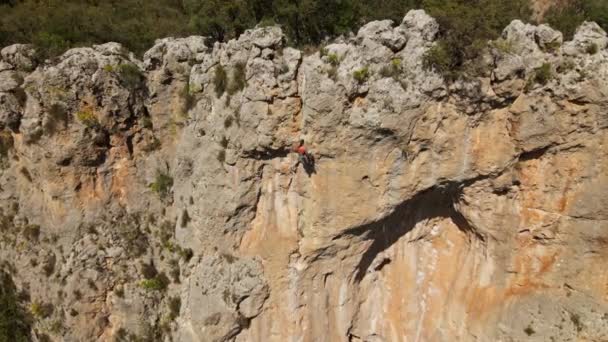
[296,146,307,155]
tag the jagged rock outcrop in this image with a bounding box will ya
[1,9,608,342]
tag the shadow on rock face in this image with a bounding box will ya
[336,181,481,282]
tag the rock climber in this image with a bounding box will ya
[295,139,311,164]
[292,139,315,175]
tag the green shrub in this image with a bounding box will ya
[379,58,403,79]
[533,63,553,85]
[423,42,453,77]
[214,65,228,97]
[524,324,535,336]
[525,63,553,91]
[543,40,562,53]
[30,301,53,319]
[0,271,31,342]
[545,4,586,40]
[227,62,247,95]
[103,65,114,73]
[117,64,143,89]
[327,53,340,66]
[32,31,69,60]
[76,110,99,128]
[491,38,515,55]
[258,17,277,28]
[150,170,173,199]
[352,66,370,83]
[140,273,169,291]
[424,0,532,79]
[178,248,193,261]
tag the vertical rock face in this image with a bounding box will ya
[1,10,608,342]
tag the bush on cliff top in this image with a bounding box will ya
[422,0,532,80]
[545,0,608,40]
[0,0,605,78]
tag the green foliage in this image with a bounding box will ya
[545,6,584,40]
[379,58,403,79]
[76,110,99,128]
[227,62,247,95]
[543,40,562,53]
[258,17,276,28]
[490,38,515,54]
[150,170,173,199]
[352,66,370,83]
[0,271,30,342]
[423,0,532,79]
[1,0,606,65]
[0,0,195,57]
[30,301,53,319]
[545,0,608,40]
[140,273,169,292]
[525,63,553,91]
[178,247,194,261]
[214,65,228,97]
[533,63,553,85]
[423,42,452,76]
[524,324,535,336]
[327,53,340,66]
[117,63,143,89]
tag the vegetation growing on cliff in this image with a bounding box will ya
[0,0,606,76]
[545,0,608,39]
[0,271,30,342]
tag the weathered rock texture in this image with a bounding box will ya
[1,9,608,342]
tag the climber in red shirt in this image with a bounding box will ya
[292,139,315,175]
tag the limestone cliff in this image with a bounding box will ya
[1,9,608,342]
